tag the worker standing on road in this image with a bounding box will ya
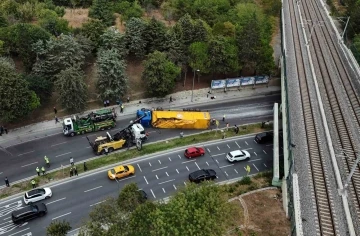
[41,166,46,175]
[70,157,74,166]
[74,166,78,176]
[120,104,124,113]
[222,114,226,122]
[31,179,36,189]
[4,177,10,187]
[36,167,40,176]
[44,156,50,167]
[55,116,59,124]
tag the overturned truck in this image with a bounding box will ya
[150,110,210,129]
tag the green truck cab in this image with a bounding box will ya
[63,109,116,137]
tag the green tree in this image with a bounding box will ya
[120,1,144,23]
[0,14,8,27]
[24,74,53,104]
[117,183,146,213]
[144,17,167,53]
[212,21,235,38]
[125,17,147,58]
[0,23,51,71]
[89,0,114,26]
[127,201,159,236]
[46,220,72,236]
[96,48,128,101]
[99,27,127,58]
[351,34,360,64]
[55,66,87,112]
[32,34,87,80]
[208,36,238,75]
[142,51,180,97]
[0,57,40,122]
[188,41,210,75]
[38,11,70,36]
[80,19,106,48]
[192,0,231,26]
[17,1,36,22]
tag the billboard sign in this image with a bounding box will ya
[211,80,226,89]
[240,77,255,86]
[255,76,269,84]
[226,78,241,87]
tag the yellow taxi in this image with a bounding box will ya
[108,165,135,180]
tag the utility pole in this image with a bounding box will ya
[338,151,360,197]
[191,69,200,102]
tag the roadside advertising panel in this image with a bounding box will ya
[255,76,269,84]
[240,77,255,86]
[226,78,241,87]
[211,80,226,89]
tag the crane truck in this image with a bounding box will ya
[88,115,148,155]
[63,109,116,137]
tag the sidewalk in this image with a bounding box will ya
[0,85,281,148]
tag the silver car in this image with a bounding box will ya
[23,188,52,205]
[226,150,251,162]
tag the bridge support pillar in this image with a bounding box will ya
[272,103,281,187]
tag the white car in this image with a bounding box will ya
[23,188,52,205]
[226,150,251,162]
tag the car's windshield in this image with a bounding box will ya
[228,153,233,157]
[39,189,45,194]
[31,205,39,213]
[110,169,115,174]
[124,166,129,171]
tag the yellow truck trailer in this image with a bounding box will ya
[151,111,210,129]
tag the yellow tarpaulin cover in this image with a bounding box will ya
[151,111,210,129]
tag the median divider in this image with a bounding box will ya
[0,122,272,202]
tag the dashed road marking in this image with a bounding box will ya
[152,166,168,172]
[52,212,71,220]
[184,182,187,186]
[235,141,241,148]
[116,175,136,182]
[137,164,142,172]
[227,144,230,148]
[165,172,169,176]
[215,160,219,164]
[248,158,261,162]
[21,162,38,168]
[90,200,106,207]
[234,169,238,174]
[206,161,209,166]
[159,179,175,185]
[186,166,189,171]
[8,227,30,236]
[150,189,156,198]
[149,162,152,167]
[18,150,34,156]
[168,157,172,161]
[158,160,162,164]
[55,152,71,158]
[212,153,225,157]
[84,186,102,193]
[162,188,166,193]
[47,197,66,205]
[245,141,249,146]
[224,171,229,176]
[253,140,257,143]
[207,148,211,153]
[144,176,149,184]
[156,175,159,179]
[51,141,67,147]
[263,150,268,154]
[178,155,182,159]
[173,184,177,190]
[182,160,195,164]
[220,164,234,168]
[254,152,257,156]
[264,163,268,167]
[217,146,220,150]
[195,162,200,170]
[253,164,259,172]
[243,148,253,151]
[176,169,179,174]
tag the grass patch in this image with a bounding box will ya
[0,123,272,199]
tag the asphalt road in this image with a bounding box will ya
[0,136,274,236]
[0,94,280,187]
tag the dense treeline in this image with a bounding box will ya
[0,0,281,122]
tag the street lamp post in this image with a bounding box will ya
[191,69,199,102]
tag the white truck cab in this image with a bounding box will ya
[131,123,147,141]
[63,117,74,136]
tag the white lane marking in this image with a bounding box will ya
[156,175,159,179]
[182,160,195,164]
[152,166,168,172]
[227,144,230,149]
[186,166,189,171]
[245,141,249,145]
[195,162,200,170]
[220,164,234,168]
[144,176,149,184]
[166,172,169,176]
[90,200,106,207]
[150,189,156,198]
[264,163,268,167]
[184,182,187,186]
[47,197,66,205]
[235,141,241,148]
[52,212,71,220]
[215,160,219,164]
[212,153,225,157]
[173,184,177,190]
[248,158,261,162]
[8,228,30,236]
[137,164,142,172]
[243,148,253,151]
[217,146,220,150]
[68,228,80,234]
[168,157,172,161]
[159,179,175,185]
[253,164,259,172]
[243,167,247,171]
[0,172,2,175]
[253,152,257,156]
[55,152,71,157]
[253,140,257,143]
[17,150,34,156]
[206,161,209,166]
[51,141,67,147]
[21,161,38,168]
[162,188,166,193]
[234,169,238,174]
[178,155,182,159]
[158,160,162,164]
[84,186,102,193]
[0,220,12,225]
[86,146,92,148]
[263,150,268,154]
[117,175,136,182]
[3,216,10,220]
[207,148,211,153]
[224,171,228,176]
[176,169,179,174]
[149,162,152,167]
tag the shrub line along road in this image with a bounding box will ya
[0,94,280,187]
[0,136,274,236]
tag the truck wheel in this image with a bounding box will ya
[81,131,85,135]
[107,126,111,130]
[70,132,75,137]
[108,148,114,153]
[100,150,106,155]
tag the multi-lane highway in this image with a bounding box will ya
[0,94,280,186]
[0,135,274,236]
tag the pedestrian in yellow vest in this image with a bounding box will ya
[36,167,40,176]
[246,165,251,175]
[44,156,50,167]
[31,179,36,189]
[41,166,46,175]
[120,104,124,113]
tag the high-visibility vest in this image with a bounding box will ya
[41,167,45,172]
[45,158,49,164]
[31,180,35,185]
[36,167,40,172]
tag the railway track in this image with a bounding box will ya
[288,0,338,234]
[300,0,360,228]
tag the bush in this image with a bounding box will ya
[247,182,260,191]
[238,176,252,185]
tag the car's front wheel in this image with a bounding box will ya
[45,196,51,199]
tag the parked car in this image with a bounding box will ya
[23,188,52,205]
[108,165,135,180]
[226,150,251,162]
[254,132,273,144]
[184,147,205,158]
[189,169,217,183]
[12,203,47,224]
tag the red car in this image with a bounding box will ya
[184,147,205,158]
